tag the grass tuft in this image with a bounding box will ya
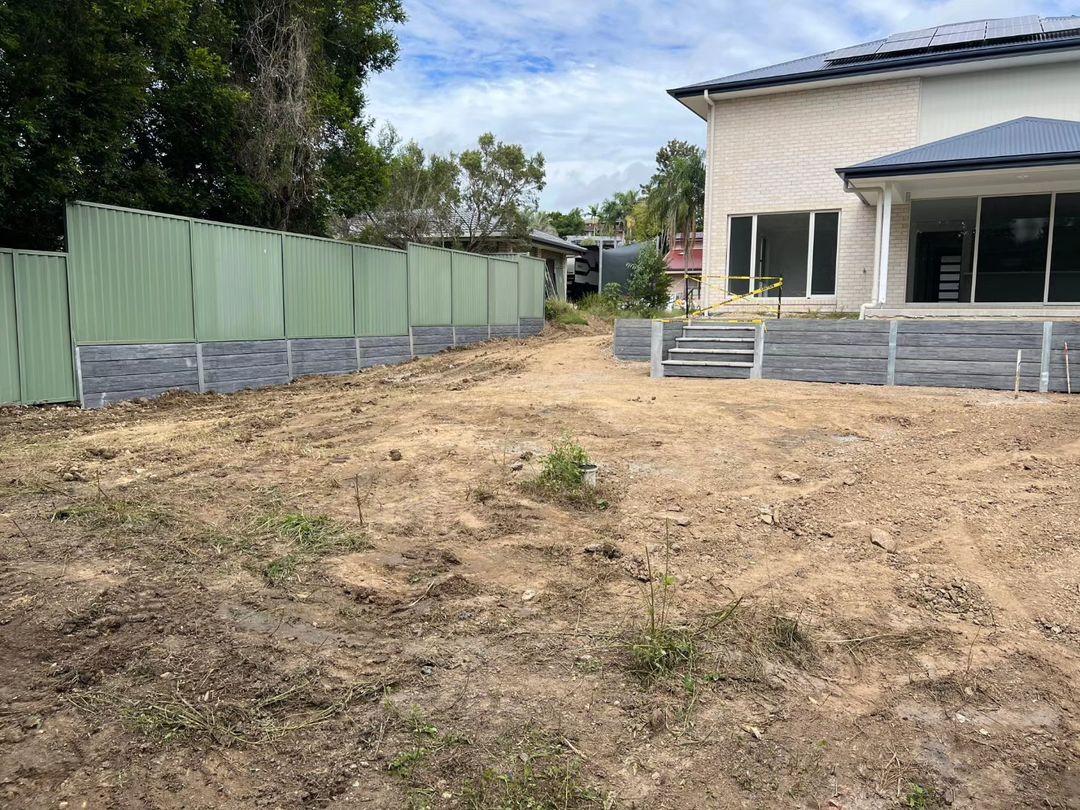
[259,512,369,554]
[52,494,172,530]
[544,299,588,326]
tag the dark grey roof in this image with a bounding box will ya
[836,117,1080,180]
[670,15,1080,98]
[529,229,587,254]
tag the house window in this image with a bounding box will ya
[1050,193,1080,302]
[907,191,1080,304]
[974,195,1051,303]
[727,211,839,298]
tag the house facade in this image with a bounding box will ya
[670,15,1080,317]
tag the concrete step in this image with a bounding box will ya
[669,348,753,360]
[683,324,757,332]
[661,360,754,379]
[677,335,755,343]
[662,359,753,368]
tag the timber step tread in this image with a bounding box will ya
[662,359,754,368]
[669,348,754,355]
[676,336,755,343]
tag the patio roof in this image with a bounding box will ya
[837,117,1080,181]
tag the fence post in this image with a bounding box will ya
[1039,321,1052,393]
[650,320,665,378]
[751,322,764,379]
[886,320,899,386]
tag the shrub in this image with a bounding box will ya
[537,434,589,492]
[544,298,587,326]
[627,243,672,312]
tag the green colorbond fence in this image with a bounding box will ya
[407,243,453,327]
[1,201,549,406]
[488,258,520,325]
[284,235,354,338]
[354,245,408,336]
[452,252,489,326]
[0,250,75,405]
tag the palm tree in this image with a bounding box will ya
[647,147,705,315]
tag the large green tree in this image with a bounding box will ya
[0,0,404,249]
[548,208,585,238]
[646,140,705,315]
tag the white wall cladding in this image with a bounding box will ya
[919,61,1080,144]
[703,78,921,313]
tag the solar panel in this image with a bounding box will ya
[826,41,884,61]
[985,15,1041,40]
[886,26,938,42]
[929,30,986,47]
[1040,17,1080,34]
[876,36,933,54]
[935,20,988,35]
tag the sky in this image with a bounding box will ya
[366,1,1075,212]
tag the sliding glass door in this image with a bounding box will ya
[727,211,839,298]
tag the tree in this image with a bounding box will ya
[354,128,460,249]
[646,140,705,315]
[359,131,546,253]
[526,208,556,236]
[457,133,546,252]
[549,208,585,238]
[627,199,661,243]
[0,0,405,249]
[627,244,671,312]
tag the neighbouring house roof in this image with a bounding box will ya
[664,246,703,273]
[669,15,1080,101]
[529,229,587,255]
[836,117,1080,180]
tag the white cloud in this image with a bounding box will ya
[366,0,1074,211]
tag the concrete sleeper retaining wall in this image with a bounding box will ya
[78,321,543,408]
[626,317,1080,395]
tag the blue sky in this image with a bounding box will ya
[366,1,1075,212]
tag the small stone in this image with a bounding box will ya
[870,528,896,553]
[331,455,349,464]
[210,469,228,478]
[510,461,524,472]
[521,589,538,602]
[519,451,534,461]
[420,665,433,676]
[777,471,801,483]
[388,449,402,461]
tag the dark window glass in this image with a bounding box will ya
[757,213,810,297]
[728,216,752,295]
[907,198,977,303]
[975,195,1050,302]
[1050,193,1080,302]
[810,212,839,295]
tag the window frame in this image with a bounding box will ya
[726,209,842,299]
[910,189,1080,305]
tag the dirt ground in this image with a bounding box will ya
[1,323,1079,810]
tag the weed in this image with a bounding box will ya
[545,299,588,326]
[769,615,815,663]
[264,554,299,585]
[462,761,607,810]
[259,512,369,554]
[52,494,172,530]
[387,707,466,778]
[904,783,936,809]
[537,434,589,492]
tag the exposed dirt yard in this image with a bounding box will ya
[2,325,1079,810]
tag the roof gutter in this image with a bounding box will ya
[669,36,1080,99]
[836,150,1080,181]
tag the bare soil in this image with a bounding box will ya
[1,324,1079,809]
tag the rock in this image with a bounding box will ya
[510,461,524,472]
[388,449,402,461]
[521,589,538,602]
[331,455,349,464]
[210,469,228,478]
[870,528,897,553]
[519,451,534,461]
[652,512,689,527]
[777,471,801,483]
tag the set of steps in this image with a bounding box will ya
[662,323,758,379]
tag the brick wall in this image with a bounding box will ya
[703,79,921,313]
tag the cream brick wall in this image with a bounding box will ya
[703,78,921,312]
